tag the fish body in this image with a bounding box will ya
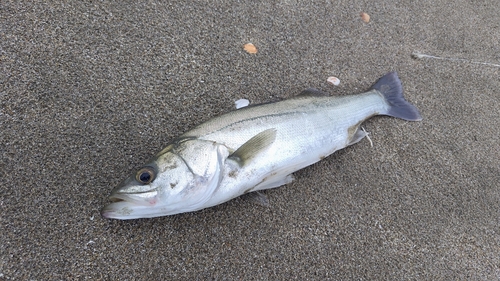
[101,72,421,219]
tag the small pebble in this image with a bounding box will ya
[243,43,257,54]
[327,76,340,86]
[360,12,370,23]
[235,99,250,109]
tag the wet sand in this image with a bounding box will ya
[1,1,499,279]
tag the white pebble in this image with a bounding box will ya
[327,76,340,86]
[235,99,250,109]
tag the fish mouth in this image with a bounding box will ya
[101,192,158,220]
[107,191,158,206]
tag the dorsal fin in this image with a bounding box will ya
[297,88,328,97]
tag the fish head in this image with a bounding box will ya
[101,139,228,219]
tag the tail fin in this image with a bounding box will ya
[372,72,422,121]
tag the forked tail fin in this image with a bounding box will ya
[372,72,422,121]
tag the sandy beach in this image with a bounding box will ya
[1,1,499,279]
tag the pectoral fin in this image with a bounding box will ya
[228,128,277,166]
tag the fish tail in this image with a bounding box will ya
[372,72,422,121]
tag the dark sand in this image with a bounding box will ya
[1,1,499,279]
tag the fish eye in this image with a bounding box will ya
[135,167,155,184]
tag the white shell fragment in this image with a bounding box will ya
[327,76,340,86]
[235,98,250,109]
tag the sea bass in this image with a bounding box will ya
[101,72,421,219]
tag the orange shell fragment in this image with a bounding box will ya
[243,43,257,54]
[360,12,370,23]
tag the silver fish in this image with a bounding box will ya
[101,72,421,219]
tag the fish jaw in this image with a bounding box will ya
[100,170,165,219]
[100,190,162,219]
[101,201,153,220]
[100,178,207,219]
[101,189,193,220]
[100,175,221,219]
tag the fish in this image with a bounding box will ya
[101,72,422,220]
